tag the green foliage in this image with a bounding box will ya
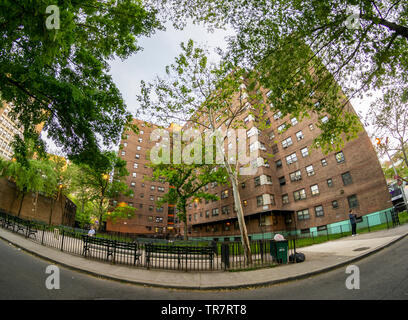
[150,0,408,152]
[0,0,162,164]
[67,151,133,227]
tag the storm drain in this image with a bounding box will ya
[353,247,371,252]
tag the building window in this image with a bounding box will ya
[221,190,229,199]
[290,170,302,182]
[272,144,279,154]
[286,152,298,165]
[123,142,128,147]
[270,194,275,205]
[254,176,261,187]
[348,194,359,209]
[327,178,333,187]
[279,176,286,186]
[130,182,136,187]
[296,131,304,141]
[309,124,314,130]
[156,207,163,213]
[311,184,320,196]
[133,163,138,169]
[321,115,329,123]
[135,154,140,159]
[315,205,324,217]
[150,185,155,191]
[306,165,315,176]
[257,195,263,206]
[241,182,246,189]
[332,200,339,209]
[282,194,289,204]
[132,172,137,178]
[335,151,345,163]
[282,137,293,149]
[150,195,154,201]
[342,171,353,186]
[140,193,144,198]
[212,208,219,216]
[291,117,298,126]
[158,187,165,192]
[222,206,229,214]
[300,147,309,157]
[297,209,310,220]
[136,146,141,151]
[275,159,282,168]
[205,210,210,218]
[269,131,275,140]
[277,123,287,133]
[121,151,125,156]
[274,111,282,120]
[294,189,307,201]
[321,158,328,166]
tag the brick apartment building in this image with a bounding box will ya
[108,90,391,239]
[106,120,182,236]
[0,102,24,160]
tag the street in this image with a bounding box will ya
[1,236,408,300]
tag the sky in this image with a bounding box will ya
[108,22,235,118]
[45,21,380,154]
[107,21,377,128]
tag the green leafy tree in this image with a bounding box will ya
[69,151,133,230]
[138,40,270,262]
[151,0,408,151]
[150,148,228,240]
[0,0,162,164]
[367,87,408,169]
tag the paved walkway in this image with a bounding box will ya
[1,224,408,290]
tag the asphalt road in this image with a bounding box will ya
[1,236,408,300]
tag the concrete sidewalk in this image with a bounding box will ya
[1,224,408,290]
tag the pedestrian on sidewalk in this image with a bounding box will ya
[349,209,357,236]
[88,225,95,237]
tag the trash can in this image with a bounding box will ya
[270,240,288,264]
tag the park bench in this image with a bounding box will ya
[82,235,141,265]
[144,243,215,270]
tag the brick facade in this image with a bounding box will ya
[0,178,76,226]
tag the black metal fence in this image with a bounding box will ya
[0,209,298,271]
[2,208,404,271]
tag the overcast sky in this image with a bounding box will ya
[45,22,379,153]
[108,21,377,128]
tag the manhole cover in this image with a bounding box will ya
[353,247,370,252]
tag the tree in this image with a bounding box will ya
[0,0,162,164]
[150,0,408,151]
[138,40,270,263]
[0,154,58,217]
[69,151,134,230]
[149,142,228,239]
[367,87,408,169]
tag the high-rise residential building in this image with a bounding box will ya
[106,119,182,236]
[108,90,391,240]
[0,102,24,160]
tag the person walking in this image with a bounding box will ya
[349,209,357,236]
[88,225,96,237]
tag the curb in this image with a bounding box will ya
[1,230,408,290]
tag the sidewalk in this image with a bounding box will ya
[1,224,408,290]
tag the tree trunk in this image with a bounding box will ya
[17,193,25,217]
[183,206,188,240]
[49,198,55,225]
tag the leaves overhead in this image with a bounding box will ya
[0,0,162,164]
